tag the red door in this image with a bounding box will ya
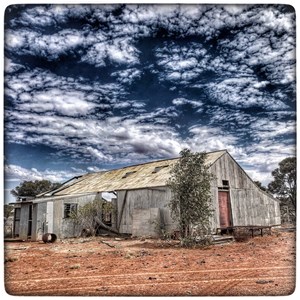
[218,191,231,228]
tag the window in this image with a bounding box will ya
[101,210,112,226]
[152,165,169,173]
[64,203,77,218]
[122,171,136,178]
[219,180,229,190]
[222,180,229,186]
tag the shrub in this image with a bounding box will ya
[167,149,214,246]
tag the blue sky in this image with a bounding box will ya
[4,4,296,203]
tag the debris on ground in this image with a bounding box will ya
[4,232,295,296]
[100,240,115,248]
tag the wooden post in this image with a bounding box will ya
[117,190,128,232]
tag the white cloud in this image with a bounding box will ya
[5,29,86,59]
[12,5,69,27]
[19,89,97,116]
[6,108,183,163]
[4,164,82,183]
[239,142,296,186]
[166,58,198,71]
[86,147,113,162]
[188,125,239,153]
[87,166,106,173]
[166,72,181,81]
[250,119,295,141]
[4,57,24,73]
[223,5,248,15]
[5,29,26,48]
[122,4,176,25]
[207,77,289,110]
[253,81,269,88]
[107,38,140,65]
[156,42,209,84]
[5,69,125,117]
[172,98,203,111]
[111,68,142,84]
[82,37,140,67]
[5,164,42,181]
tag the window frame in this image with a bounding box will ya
[63,203,78,219]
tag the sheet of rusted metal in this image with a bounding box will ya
[42,233,57,243]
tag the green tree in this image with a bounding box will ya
[167,149,214,245]
[4,204,14,237]
[254,181,267,192]
[4,204,14,219]
[11,180,61,199]
[268,157,296,220]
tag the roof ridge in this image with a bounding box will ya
[90,149,227,174]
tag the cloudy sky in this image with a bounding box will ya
[4,3,296,203]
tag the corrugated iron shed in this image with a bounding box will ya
[51,150,226,196]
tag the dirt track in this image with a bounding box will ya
[4,231,295,296]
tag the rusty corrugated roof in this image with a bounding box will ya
[53,150,226,196]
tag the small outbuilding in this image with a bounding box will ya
[11,150,281,241]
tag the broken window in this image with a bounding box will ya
[220,180,229,190]
[222,180,229,186]
[64,203,77,218]
[122,171,136,178]
[101,207,112,226]
[152,165,169,173]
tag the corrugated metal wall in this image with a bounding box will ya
[31,202,46,241]
[31,194,98,240]
[18,203,30,240]
[209,152,281,230]
[117,188,176,236]
[53,194,98,238]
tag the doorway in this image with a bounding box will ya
[27,205,33,237]
[13,208,21,237]
[218,191,232,228]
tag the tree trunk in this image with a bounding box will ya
[94,216,119,234]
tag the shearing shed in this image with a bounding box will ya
[11,150,281,241]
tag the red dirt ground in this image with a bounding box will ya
[4,230,296,296]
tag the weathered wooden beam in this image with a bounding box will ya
[117,190,128,232]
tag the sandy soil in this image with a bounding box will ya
[4,230,295,296]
